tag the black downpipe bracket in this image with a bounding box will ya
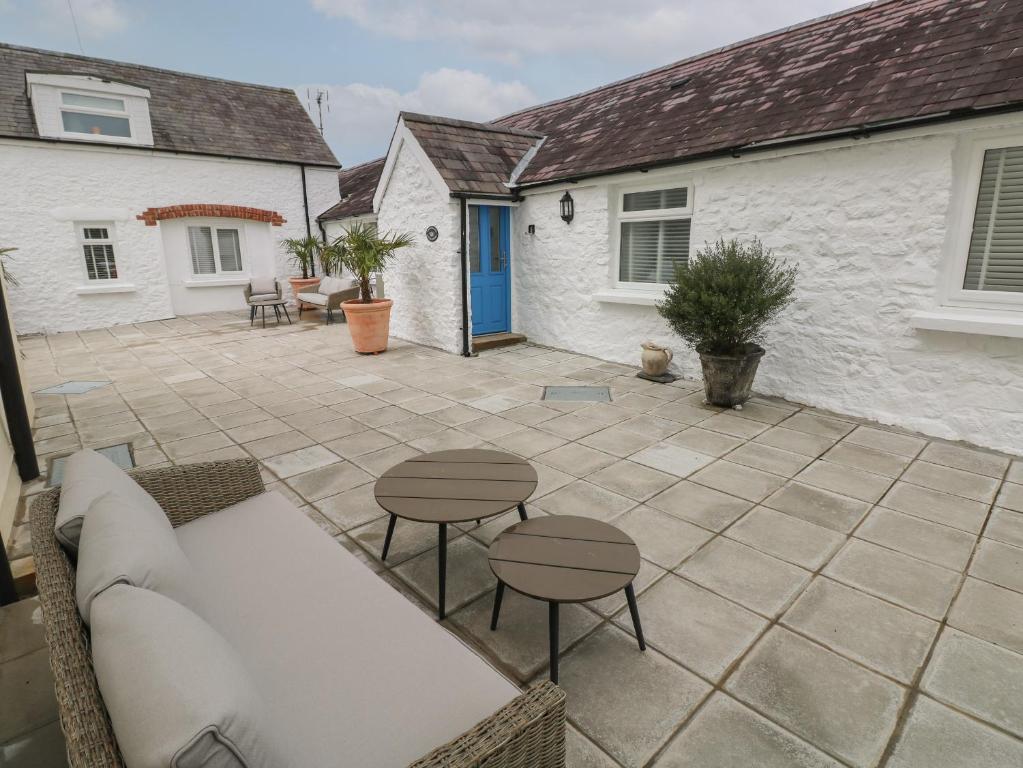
[459,197,471,356]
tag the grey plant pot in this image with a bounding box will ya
[698,344,765,407]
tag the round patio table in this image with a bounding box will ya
[488,515,645,683]
[374,449,537,620]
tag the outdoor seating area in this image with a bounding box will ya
[7,310,1022,768]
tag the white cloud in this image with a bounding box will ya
[311,0,862,66]
[38,0,127,38]
[298,68,535,165]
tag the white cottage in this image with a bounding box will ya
[0,43,340,334]
[319,0,1023,454]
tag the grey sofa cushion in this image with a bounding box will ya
[249,277,277,295]
[75,492,196,625]
[295,291,327,306]
[175,491,519,767]
[91,584,287,768]
[247,293,279,302]
[316,275,346,295]
[55,448,166,554]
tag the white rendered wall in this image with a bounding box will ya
[0,139,339,334]
[375,143,463,354]
[512,121,1023,454]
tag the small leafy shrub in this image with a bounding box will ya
[657,238,797,356]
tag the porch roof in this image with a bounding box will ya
[318,158,385,221]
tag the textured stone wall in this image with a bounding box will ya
[0,139,339,334]
[376,143,464,354]
[512,129,1023,454]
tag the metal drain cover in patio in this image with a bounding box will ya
[542,386,611,403]
[48,443,134,488]
[34,380,110,395]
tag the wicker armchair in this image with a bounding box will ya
[295,276,361,324]
[30,460,567,768]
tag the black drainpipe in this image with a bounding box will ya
[0,279,38,605]
[300,164,316,277]
[459,197,471,356]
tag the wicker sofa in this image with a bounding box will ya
[295,275,360,324]
[31,458,566,768]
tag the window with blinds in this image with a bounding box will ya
[79,226,118,280]
[188,226,243,276]
[617,184,692,285]
[963,146,1023,293]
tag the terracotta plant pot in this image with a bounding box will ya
[342,298,393,354]
[287,276,320,309]
[698,344,765,408]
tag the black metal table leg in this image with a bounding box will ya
[249,305,255,326]
[273,304,281,324]
[625,583,646,651]
[380,514,397,561]
[282,304,292,324]
[549,601,560,683]
[490,581,505,631]
[261,305,266,328]
[438,523,447,621]
[518,502,528,521]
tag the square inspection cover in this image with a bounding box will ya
[48,443,134,487]
[34,380,111,395]
[542,386,612,403]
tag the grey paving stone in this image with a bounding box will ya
[349,443,422,477]
[0,648,59,743]
[725,627,904,768]
[689,460,787,503]
[997,482,1023,513]
[351,404,414,428]
[392,534,495,614]
[322,429,397,459]
[313,482,384,531]
[378,414,447,442]
[566,726,621,768]
[666,427,744,457]
[617,414,686,440]
[1008,460,1023,484]
[431,403,490,426]
[843,426,926,457]
[653,693,844,768]
[880,482,989,533]
[0,597,45,665]
[824,540,960,620]
[820,441,912,478]
[160,431,232,460]
[970,538,1023,594]
[901,460,1000,504]
[589,558,666,617]
[285,460,373,502]
[262,444,340,479]
[539,413,607,440]
[579,424,661,458]
[753,426,837,457]
[586,461,678,502]
[732,400,794,425]
[629,444,714,478]
[795,460,893,503]
[887,696,1023,768]
[536,443,618,477]
[724,442,812,477]
[782,577,939,683]
[646,481,753,532]
[922,627,1023,738]
[349,513,460,566]
[649,401,715,425]
[300,416,367,443]
[699,412,768,439]
[678,537,811,617]
[532,480,636,521]
[558,625,711,768]
[530,461,575,499]
[919,442,1012,479]
[485,427,564,458]
[618,575,766,681]
[0,717,68,768]
[763,482,870,533]
[243,429,315,460]
[780,412,856,440]
[614,506,714,569]
[459,414,527,440]
[985,507,1023,548]
[726,506,845,570]
[856,506,977,571]
[407,428,486,453]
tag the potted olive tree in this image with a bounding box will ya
[657,238,797,408]
[281,236,321,306]
[335,222,414,354]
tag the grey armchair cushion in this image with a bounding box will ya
[75,491,196,625]
[91,584,287,768]
[295,292,327,306]
[317,275,346,295]
[249,277,277,295]
[55,448,166,554]
[248,293,279,302]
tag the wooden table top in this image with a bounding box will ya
[488,515,641,603]
[374,449,538,524]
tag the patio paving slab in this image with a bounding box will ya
[725,506,845,570]
[628,444,714,478]
[653,693,844,768]
[723,442,812,478]
[763,482,870,533]
[819,440,912,478]
[689,460,787,503]
[566,727,620,768]
[588,558,666,618]
[753,426,837,457]
[532,480,635,521]
[779,412,856,440]
[579,424,661,458]
[393,535,495,615]
[997,481,1023,512]
[536,443,618,476]
[666,426,744,457]
[843,425,926,457]
[984,507,1023,548]
[918,441,1011,478]
[725,627,904,768]
[646,480,752,532]
[968,538,1023,593]
[557,625,711,768]
[855,506,977,571]
[948,578,1023,654]
[586,460,678,502]
[901,460,1001,504]
[262,445,339,479]
[880,482,989,533]
[795,459,893,503]
[613,506,713,569]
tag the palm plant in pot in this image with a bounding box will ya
[657,238,797,408]
[335,222,414,354]
[281,236,321,306]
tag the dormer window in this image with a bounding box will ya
[60,92,132,138]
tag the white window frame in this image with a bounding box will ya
[186,221,247,278]
[940,133,1023,311]
[76,223,121,282]
[59,89,134,142]
[611,179,694,291]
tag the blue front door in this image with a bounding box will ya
[469,205,511,335]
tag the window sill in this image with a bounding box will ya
[75,283,136,295]
[183,277,250,288]
[592,288,665,306]
[910,308,1023,339]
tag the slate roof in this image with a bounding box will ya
[0,42,338,167]
[493,0,1023,186]
[317,157,384,220]
[401,113,543,196]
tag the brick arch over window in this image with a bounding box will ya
[136,204,286,226]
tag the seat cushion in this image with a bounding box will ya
[75,492,196,625]
[249,277,277,295]
[56,448,167,553]
[91,584,288,768]
[295,292,327,306]
[175,491,519,767]
[248,293,279,302]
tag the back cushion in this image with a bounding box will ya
[249,277,277,295]
[55,449,166,554]
[91,585,288,768]
[75,492,196,625]
[318,276,345,295]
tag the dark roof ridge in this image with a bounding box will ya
[400,111,544,139]
[0,41,297,95]
[494,0,897,124]
[337,156,385,173]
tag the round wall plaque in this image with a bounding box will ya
[425,226,439,242]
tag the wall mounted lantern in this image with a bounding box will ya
[559,191,574,224]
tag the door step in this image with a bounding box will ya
[472,332,527,352]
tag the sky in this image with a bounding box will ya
[1,0,865,166]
